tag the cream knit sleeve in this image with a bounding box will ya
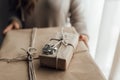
[69,0,88,37]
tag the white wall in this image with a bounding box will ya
[109,35,120,80]
[81,0,120,79]
[81,0,105,58]
[95,0,120,79]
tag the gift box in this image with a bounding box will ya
[40,30,79,70]
[0,27,106,80]
[0,27,79,70]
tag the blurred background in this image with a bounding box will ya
[81,0,120,80]
[0,0,120,80]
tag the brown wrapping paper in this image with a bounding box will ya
[0,27,106,80]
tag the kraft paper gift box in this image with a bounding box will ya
[40,31,79,70]
[0,27,79,70]
[0,27,106,80]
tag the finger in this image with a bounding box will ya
[13,22,20,29]
[80,35,88,41]
[79,35,85,40]
[79,35,88,47]
[3,24,13,34]
[79,35,83,40]
[83,39,88,47]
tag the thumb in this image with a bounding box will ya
[13,22,20,29]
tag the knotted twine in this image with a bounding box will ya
[0,28,38,80]
[25,28,37,80]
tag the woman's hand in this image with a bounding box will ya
[3,20,20,34]
[79,35,89,47]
